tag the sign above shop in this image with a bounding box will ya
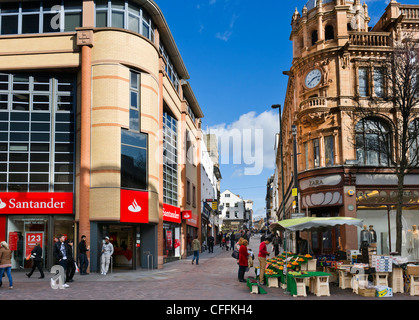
[120,189,149,223]
[182,210,192,220]
[163,204,181,224]
[0,192,73,214]
[300,175,342,191]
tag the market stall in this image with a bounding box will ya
[266,217,419,297]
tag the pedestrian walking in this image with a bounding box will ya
[225,234,230,251]
[66,239,76,282]
[26,242,44,279]
[237,239,249,282]
[258,236,271,285]
[101,236,114,275]
[218,232,223,247]
[272,233,282,256]
[0,241,13,289]
[191,235,200,265]
[53,234,70,287]
[207,235,214,253]
[230,232,235,250]
[78,235,89,275]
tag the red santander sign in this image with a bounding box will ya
[120,189,149,223]
[0,192,73,214]
[163,204,181,224]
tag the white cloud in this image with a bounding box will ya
[207,110,279,175]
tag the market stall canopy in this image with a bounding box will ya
[270,217,364,232]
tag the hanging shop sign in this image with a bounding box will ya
[182,210,192,219]
[186,210,199,228]
[120,189,149,223]
[163,204,181,224]
[0,192,73,214]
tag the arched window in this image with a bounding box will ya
[355,118,391,166]
[325,25,334,41]
[311,30,318,46]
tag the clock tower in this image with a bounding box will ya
[276,0,419,254]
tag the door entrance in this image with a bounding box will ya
[100,224,136,270]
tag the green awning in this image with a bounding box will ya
[271,217,364,232]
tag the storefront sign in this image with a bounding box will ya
[182,210,192,219]
[186,211,199,228]
[120,189,149,223]
[25,232,43,257]
[8,232,18,251]
[300,175,342,191]
[0,192,73,214]
[163,204,181,224]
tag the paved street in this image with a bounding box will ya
[1,236,418,302]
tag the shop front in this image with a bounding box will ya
[0,192,74,270]
[162,203,181,263]
[183,209,199,256]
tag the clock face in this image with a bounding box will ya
[305,69,322,89]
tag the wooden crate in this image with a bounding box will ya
[358,288,376,297]
[266,276,279,288]
[407,265,419,276]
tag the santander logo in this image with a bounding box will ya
[128,199,141,213]
[0,199,6,209]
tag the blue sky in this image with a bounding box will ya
[156,0,419,220]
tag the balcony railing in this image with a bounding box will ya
[349,32,390,47]
[401,6,419,20]
[300,97,327,111]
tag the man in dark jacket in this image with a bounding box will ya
[66,239,76,282]
[78,235,89,275]
[53,234,70,287]
[207,235,214,253]
[26,242,44,279]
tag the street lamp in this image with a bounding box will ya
[271,104,286,220]
[291,124,300,214]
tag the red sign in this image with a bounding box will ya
[186,210,199,228]
[8,232,18,251]
[182,210,192,220]
[0,192,73,214]
[163,204,181,224]
[25,232,43,257]
[120,189,149,223]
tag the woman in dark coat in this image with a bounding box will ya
[237,239,249,282]
[26,242,44,279]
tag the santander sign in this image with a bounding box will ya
[0,192,73,214]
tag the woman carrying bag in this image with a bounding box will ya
[237,239,249,283]
[0,241,13,289]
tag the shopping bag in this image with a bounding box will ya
[74,262,79,273]
[25,254,32,261]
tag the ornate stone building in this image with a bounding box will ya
[276,0,419,257]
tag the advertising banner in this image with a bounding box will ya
[8,232,18,251]
[163,204,181,224]
[0,192,73,214]
[120,189,149,223]
[25,232,43,257]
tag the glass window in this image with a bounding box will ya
[359,67,369,97]
[1,15,18,35]
[129,71,140,132]
[22,14,40,34]
[163,112,178,206]
[324,136,334,167]
[64,12,81,32]
[121,130,147,190]
[95,11,108,27]
[356,118,391,166]
[374,68,385,98]
[0,73,75,192]
[304,142,309,170]
[313,138,320,168]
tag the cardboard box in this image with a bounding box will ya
[376,286,393,298]
[407,265,419,276]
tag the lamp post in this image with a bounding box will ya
[271,104,286,220]
[291,125,300,214]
